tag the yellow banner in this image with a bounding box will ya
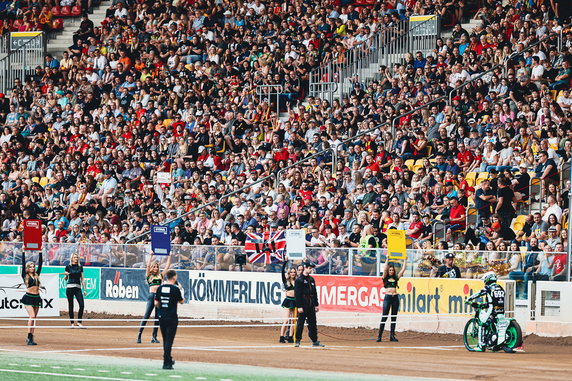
[387,229,406,260]
[409,15,435,22]
[398,278,507,315]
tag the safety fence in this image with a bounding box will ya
[0,241,566,281]
[0,31,45,93]
[308,15,438,101]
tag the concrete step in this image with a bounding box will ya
[48,0,112,56]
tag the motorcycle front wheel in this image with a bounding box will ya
[504,320,523,349]
[463,318,481,351]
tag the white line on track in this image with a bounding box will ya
[7,363,18,366]
[51,366,62,369]
[121,372,133,374]
[145,374,157,376]
[30,364,40,367]
[0,368,147,381]
[98,370,110,373]
[169,376,182,378]
[195,378,207,380]
[74,368,86,371]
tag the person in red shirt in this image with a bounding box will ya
[456,143,475,171]
[550,247,567,281]
[406,212,423,239]
[446,196,466,241]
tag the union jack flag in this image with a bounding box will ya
[244,231,286,264]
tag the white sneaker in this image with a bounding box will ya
[77,323,85,329]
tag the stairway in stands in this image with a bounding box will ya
[47,1,111,58]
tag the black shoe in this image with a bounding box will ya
[312,341,325,347]
[151,337,160,344]
[502,346,515,353]
[294,341,300,347]
[390,335,398,342]
[286,336,294,343]
[279,336,286,343]
[26,338,37,346]
[376,336,382,342]
[136,334,141,344]
[162,364,173,370]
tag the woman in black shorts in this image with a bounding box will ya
[377,256,407,342]
[279,260,297,343]
[21,251,43,345]
[64,253,86,328]
[137,253,171,344]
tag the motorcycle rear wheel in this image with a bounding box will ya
[504,320,523,349]
[463,318,481,352]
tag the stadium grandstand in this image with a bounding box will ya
[0,0,571,288]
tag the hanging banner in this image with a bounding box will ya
[151,225,171,256]
[23,219,43,251]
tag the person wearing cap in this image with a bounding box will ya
[294,261,324,347]
[435,253,461,278]
[546,226,561,249]
[445,196,466,242]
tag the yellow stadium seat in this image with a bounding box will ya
[413,164,423,173]
[415,159,424,167]
[550,90,558,100]
[512,214,526,232]
[39,177,49,187]
[31,177,40,184]
[405,159,415,171]
[465,172,477,187]
[476,172,489,183]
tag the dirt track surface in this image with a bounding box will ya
[0,316,570,381]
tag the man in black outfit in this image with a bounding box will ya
[155,270,184,370]
[435,253,461,278]
[294,262,324,348]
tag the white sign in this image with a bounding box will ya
[156,172,171,184]
[0,274,60,317]
[187,271,283,306]
[285,229,306,260]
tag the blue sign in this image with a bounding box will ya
[151,225,171,256]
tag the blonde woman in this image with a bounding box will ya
[64,253,86,328]
[21,251,43,345]
[137,253,172,344]
[279,260,297,343]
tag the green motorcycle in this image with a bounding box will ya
[463,302,523,352]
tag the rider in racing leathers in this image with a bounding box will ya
[466,271,514,353]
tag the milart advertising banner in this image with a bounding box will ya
[0,265,101,300]
[0,274,60,317]
[100,268,189,302]
[314,276,501,314]
[187,270,283,306]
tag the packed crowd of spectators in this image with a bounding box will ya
[0,0,98,34]
[0,0,570,279]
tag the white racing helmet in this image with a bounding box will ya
[481,271,497,285]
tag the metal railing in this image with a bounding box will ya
[1,242,567,283]
[256,84,283,117]
[0,32,45,93]
[308,15,438,101]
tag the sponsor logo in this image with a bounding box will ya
[399,283,441,313]
[318,285,384,308]
[0,297,54,309]
[104,271,139,299]
[25,220,40,229]
[189,277,282,305]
